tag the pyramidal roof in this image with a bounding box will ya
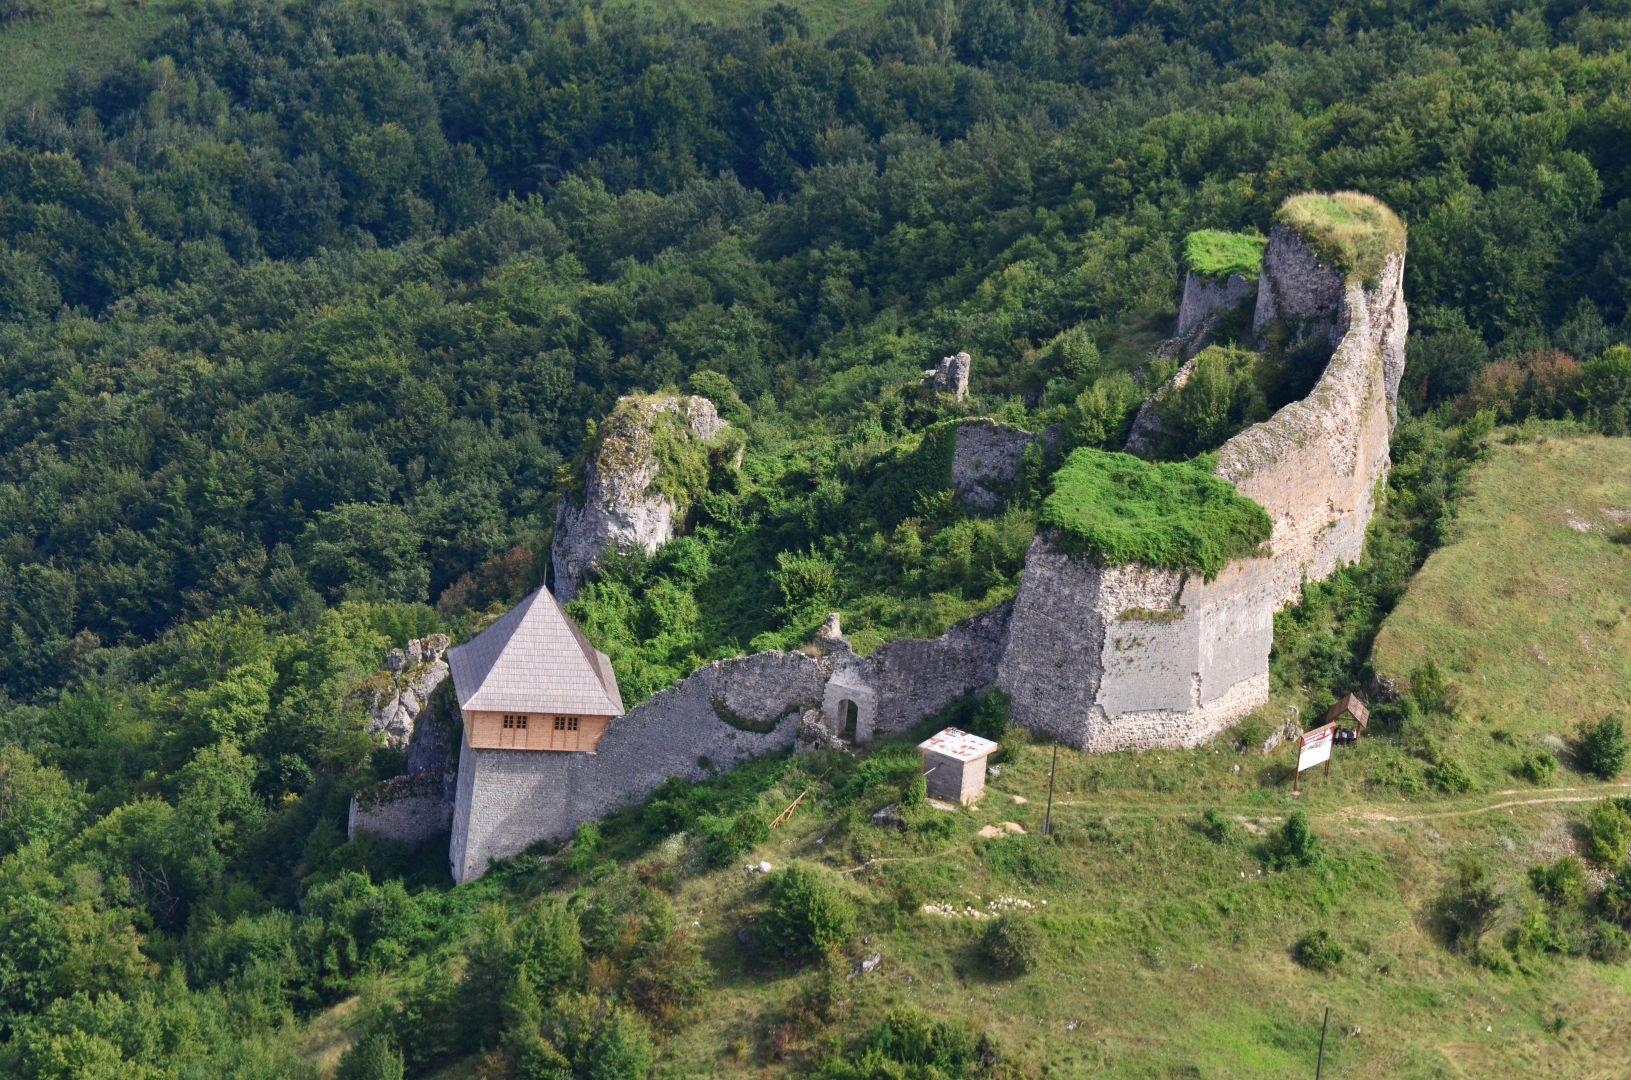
[446,585,625,716]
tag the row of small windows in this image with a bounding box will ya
[502,715,579,731]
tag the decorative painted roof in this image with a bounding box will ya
[446,585,625,716]
[917,727,999,763]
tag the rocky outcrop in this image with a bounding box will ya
[949,419,1056,510]
[349,635,458,847]
[551,395,731,602]
[922,351,972,400]
[1001,197,1407,750]
[1177,270,1255,339]
[361,635,451,752]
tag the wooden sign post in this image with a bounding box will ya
[1293,722,1337,791]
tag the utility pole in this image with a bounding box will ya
[1042,743,1058,836]
[1315,1006,1330,1079]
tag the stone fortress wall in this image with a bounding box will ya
[353,197,1408,880]
[997,218,1408,751]
[445,611,1011,882]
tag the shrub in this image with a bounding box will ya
[1600,870,1631,927]
[702,810,769,867]
[1578,716,1627,780]
[758,866,856,962]
[982,914,1043,976]
[1261,812,1321,870]
[1439,859,1505,955]
[336,1033,405,1080]
[1582,800,1631,869]
[513,899,585,998]
[564,822,603,876]
[1199,808,1234,843]
[626,930,712,1030]
[1529,857,1587,907]
[1515,750,1557,785]
[1426,759,1476,794]
[900,771,927,808]
[1590,920,1631,963]
[1292,930,1345,972]
[863,1006,980,1073]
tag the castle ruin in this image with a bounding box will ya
[350,193,1409,881]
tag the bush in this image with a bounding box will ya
[336,1033,405,1080]
[900,771,927,808]
[1261,812,1321,870]
[1439,859,1505,955]
[1578,716,1628,780]
[1582,800,1631,869]
[1199,808,1234,843]
[1600,870,1631,927]
[1529,857,1587,907]
[514,900,585,996]
[758,866,856,962]
[1514,750,1557,785]
[982,914,1043,976]
[863,1006,980,1073]
[564,822,603,876]
[1292,930,1345,972]
[1590,920,1631,963]
[702,810,769,867]
[626,929,712,1030]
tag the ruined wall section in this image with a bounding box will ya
[1001,220,1406,751]
[1219,244,1407,606]
[1177,270,1255,339]
[450,650,825,882]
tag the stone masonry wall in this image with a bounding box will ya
[450,603,1015,882]
[1177,270,1255,338]
[1000,218,1406,750]
[450,650,825,882]
[349,769,454,846]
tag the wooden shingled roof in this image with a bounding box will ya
[446,585,625,716]
[1324,692,1369,727]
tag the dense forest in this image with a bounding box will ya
[3,0,1631,1075]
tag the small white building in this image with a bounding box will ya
[917,727,1000,805]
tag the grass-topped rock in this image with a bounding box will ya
[1040,448,1271,578]
[1184,229,1267,281]
[1275,191,1406,285]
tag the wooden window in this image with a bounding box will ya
[553,716,581,732]
[553,717,566,731]
[503,714,528,730]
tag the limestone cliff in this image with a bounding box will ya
[551,394,733,602]
[1000,193,1407,750]
[359,634,451,755]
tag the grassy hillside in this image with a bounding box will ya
[0,1,184,113]
[307,721,1631,1077]
[1374,432,1631,775]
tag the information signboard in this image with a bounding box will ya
[1293,722,1338,790]
[1297,725,1334,773]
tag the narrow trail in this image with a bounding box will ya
[1036,781,1631,830]
[1339,782,1631,825]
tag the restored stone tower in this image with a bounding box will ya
[998,193,1408,751]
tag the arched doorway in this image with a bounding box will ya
[838,699,858,741]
